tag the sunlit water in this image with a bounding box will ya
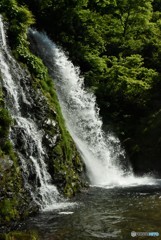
[19,183,161,240]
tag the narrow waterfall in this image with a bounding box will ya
[0,16,61,209]
[0,16,6,47]
[29,30,156,187]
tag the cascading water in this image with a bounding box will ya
[0,15,63,210]
[29,29,157,188]
[0,16,6,48]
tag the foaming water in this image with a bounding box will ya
[93,175,159,189]
[59,212,74,215]
[42,202,77,212]
[29,29,158,187]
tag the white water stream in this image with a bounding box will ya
[0,16,68,210]
[29,30,157,188]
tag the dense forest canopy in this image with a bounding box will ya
[17,0,161,103]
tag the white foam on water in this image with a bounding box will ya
[59,212,74,215]
[43,202,77,212]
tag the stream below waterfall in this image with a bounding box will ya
[19,183,161,240]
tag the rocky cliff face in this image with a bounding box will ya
[0,2,85,228]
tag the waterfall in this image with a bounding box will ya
[0,16,6,47]
[0,15,62,210]
[29,29,157,188]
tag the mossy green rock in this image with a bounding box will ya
[0,231,38,240]
[0,0,86,228]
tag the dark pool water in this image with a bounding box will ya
[20,184,161,240]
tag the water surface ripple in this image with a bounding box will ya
[21,183,161,240]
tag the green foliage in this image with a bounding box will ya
[0,0,35,47]
[0,108,12,138]
[16,44,48,79]
[77,9,107,52]
[0,231,38,240]
[0,199,19,222]
[0,90,13,156]
[100,55,158,106]
[95,55,160,146]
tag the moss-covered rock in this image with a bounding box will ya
[0,231,39,240]
[0,90,37,226]
[0,0,86,229]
